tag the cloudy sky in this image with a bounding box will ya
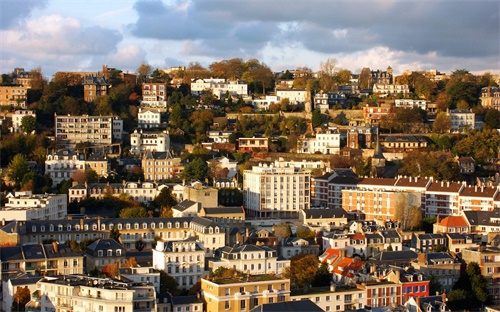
[1,0,499,78]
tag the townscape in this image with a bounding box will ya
[0,61,499,312]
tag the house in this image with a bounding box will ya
[298,207,349,231]
[172,200,200,218]
[250,300,324,312]
[385,268,429,304]
[141,82,167,108]
[85,238,126,272]
[252,95,279,111]
[85,153,110,178]
[83,75,109,102]
[138,107,164,129]
[45,149,86,186]
[207,156,238,179]
[198,206,245,225]
[458,156,475,174]
[369,250,419,266]
[213,177,237,189]
[130,129,171,155]
[404,294,450,312]
[445,233,476,253]
[238,137,269,153]
[394,99,427,110]
[314,92,347,110]
[276,88,311,105]
[462,209,500,234]
[118,266,161,293]
[480,86,500,110]
[280,237,319,259]
[347,126,377,149]
[410,233,447,252]
[297,128,341,155]
[11,110,35,133]
[363,104,393,124]
[433,215,470,234]
[0,191,67,221]
[412,252,460,293]
[0,85,28,107]
[372,84,410,98]
[332,257,364,284]
[448,109,475,133]
[142,150,182,182]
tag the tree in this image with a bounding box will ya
[102,262,119,278]
[137,62,152,84]
[20,115,36,134]
[433,112,452,133]
[311,109,324,128]
[159,270,178,294]
[135,239,146,251]
[7,154,31,189]
[484,109,500,129]
[153,187,177,210]
[123,257,138,268]
[394,192,422,230]
[119,207,148,218]
[150,68,170,83]
[312,262,333,287]
[12,286,31,312]
[456,99,470,110]
[359,67,372,90]
[296,227,316,241]
[282,254,320,288]
[273,223,292,239]
[435,92,451,112]
[179,157,209,182]
[335,69,352,85]
[318,58,339,92]
[109,227,121,241]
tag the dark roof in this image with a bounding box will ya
[87,154,107,161]
[372,250,418,262]
[87,239,124,252]
[172,295,203,305]
[381,230,401,239]
[203,206,244,214]
[463,209,500,226]
[249,300,323,312]
[0,246,23,261]
[426,252,455,262]
[173,200,198,212]
[303,208,348,219]
[10,274,43,286]
[220,244,274,254]
[22,245,45,260]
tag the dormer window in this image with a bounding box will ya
[49,225,54,232]
[92,224,97,230]
[175,222,180,228]
[134,223,139,229]
[84,225,89,231]
[159,223,164,229]
[117,224,122,230]
[41,226,45,232]
[126,223,130,230]
[58,225,63,231]
[32,226,36,232]
[143,223,147,229]
[98,250,103,257]
[67,225,71,231]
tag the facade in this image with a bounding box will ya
[45,149,86,186]
[238,137,269,153]
[0,85,28,107]
[363,104,393,124]
[372,84,410,98]
[314,92,347,110]
[32,275,155,312]
[201,275,290,312]
[276,89,310,105]
[360,281,402,308]
[412,252,460,293]
[191,78,248,98]
[209,245,290,275]
[425,181,465,217]
[207,156,238,179]
[130,129,171,154]
[85,238,126,272]
[290,285,366,312]
[480,86,500,110]
[380,134,428,152]
[85,154,110,178]
[119,267,161,293]
[153,239,205,289]
[252,95,279,111]
[298,208,349,231]
[448,109,475,133]
[182,181,219,208]
[0,191,67,221]
[372,67,394,85]
[68,181,165,203]
[142,150,183,181]
[83,75,109,102]
[394,99,427,110]
[346,126,377,149]
[462,246,500,305]
[142,82,167,108]
[138,107,163,129]
[243,162,311,218]
[280,237,320,259]
[54,114,123,145]
[298,128,341,154]
[11,110,35,133]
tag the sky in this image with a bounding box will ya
[0,0,499,79]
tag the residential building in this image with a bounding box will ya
[238,137,269,153]
[68,181,165,203]
[11,109,35,133]
[322,233,350,251]
[462,246,500,305]
[380,134,429,152]
[207,156,238,178]
[83,75,109,102]
[280,237,320,259]
[290,284,365,311]
[363,104,393,124]
[458,156,475,174]
[445,233,476,253]
[54,114,123,145]
[298,208,349,231]
[138,107,164,128]
[85,153,110,178]
[410,233,447,252]
[372,67,394,85]
[182,181,219,208]
[314,92,347,110]
[141,82,167,108]
[462,209,500,234]
[118,267,161,293]
[32,275,155,312]
[480,86,500,111]
[207,131,233,144]
[153,239,205,289]
[425,181,465,217]
[0,191,67,221]
[201,274,290,312]
[359,280,402,308]
[142,150,183,182]
[11,68,34,87]
[372,84,410,98]
[243,162,311,218]
[213,177,237,189]
[433,215,470,234]
[346,126,377,149]
[459,185,499,212]
[276,89,310,105]
[251,300,324,312]
[0,242,83,280]
[199,206,245,225]
[0,85,27,107]
[273,157,330,173]
[172,200,201,218]
[2,274,41,312]
[130,129,171,155]
[209,244,290,275]
[85,238,126,272]
[448,109,475,133]
[413,252,461,293]
[45,149,86,186]
[298,128,341,155]
[191,78,248,98]
[394,99,427,110]
[252,95,279,111]
[385,269,429,304]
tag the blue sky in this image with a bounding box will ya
[1,0,499,78]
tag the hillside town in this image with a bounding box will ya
[0,61,500,312]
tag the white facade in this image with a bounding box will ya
[252,95,279,111]
[141,82,167,108]
[0,191,67,221]
[276,89,309,104]
[153,239,206,289]
[12,110,36,133]
[373,84,410,98]
[298,128,341,154]
[207,131,233,143]
[138,108,162,129]
[207,156,238,178]
[119,267,161,293]
[45,150,86,186]
[130,129,171,155]
[191,78,247,98]
[243,162,311,218]
[448,109,475,133]
[54,114,123,145]
[394,99,427,110]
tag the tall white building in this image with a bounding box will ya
[448,109,475,133]
[243,162,311,218]
[54,114,123,145]
[0,191,67,221]
[45,149,86,186]
[138,107,162,129]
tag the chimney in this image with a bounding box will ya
[330,282,336,292]
[52,241,59,252]
[442,292,447,302]
[97,216,101,231]
[1,218,5,226]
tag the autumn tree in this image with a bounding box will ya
[179,157,209,182]
[119,207,148,218]
[242,59,274,94]
[318,58,339,92]
[137,62,152,84]
[152,187,177,210]
[12,286,31,312]
[102,262,119,278]
[435,92,451,111]
[296,227,316,241]
[433,112,452,133]
[394,192,422,230]
[123,257,138,268]
[335,69,352,85]
[274,223,292,240]
[282,254,320,288]
[150,68,170,83]
[358,67,372,90]
[484,109,500,129]
[71,169,98,184]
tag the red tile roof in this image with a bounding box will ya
[439,216,468,227]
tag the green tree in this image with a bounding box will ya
[119,207,148,218]
[137,62,152,84]
[311,109,323,128]
[312,262,333,287]
[11,286,31,312]
[20,115,36,134]
[135,239,146,251]
[159,270,178,294]
[295,227,316,241]
[274,223,292,239]
[484,109,500,129]
[7,154,31,189]
[109,227,121,241]
[179,158,209,182]
[152,187,177,210]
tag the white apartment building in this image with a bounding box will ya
[448,109,475,133]
[243,162,311,218]
[153,239,206,289]
[252,95,279,111]
[31,275,156,312]
[191,78,248,98]
[209,245,290,275]
[191,78,225,95]
[0,191,67,221]
[291,285,366,312]
[130,129,171,155]
[119,267,161,293]
[141,82,167,108]
[276,89,310,104]
[373,84,410,98]
[138,107,162,129]
[207,131,233,143]
[45,149,86,186]
[394,99,427,110]
[298,128,341,154]
[54,114,123,145]
[11,109,35,133]
[68,181,166,203]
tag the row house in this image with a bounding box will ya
[480,86,500,111]
[380,134,428,152]
[141,82,167,108]
[280,237,319,259]
[412,252,461,293]
[201,274,290,312]
[238,137,269,153]
[209,244,290,275]
[462,246,500,305]
[290,284,366,312]
[153,238,206,289]
[130,129,171,155]
[297,128,341,155]
[0,242,83,280]
[0,85,27,107]
[243,162,311,219]
[7,216,225,254]
[68,181,166,203]
[0,191,67,221]
[385,269,429,304]
[372,84,410,98]
[142,150,183,182]
[32,275,155,312]
[413,229,476,253]
[298,207,349,231]
[54,114,123,145]
[360,280,402,308]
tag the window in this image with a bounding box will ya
[240,300,246,309]
[225,302,230,310]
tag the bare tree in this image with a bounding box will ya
[394,192,422,230]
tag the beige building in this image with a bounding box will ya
[54,114,123,145]
[0,191,67,221]
[182,181,219,208]
[85,154,110,177]
[0,85,27,107]
[462,246,500,305]
[142,150,183,181]
[290,285,366,312]
[243,162,311,218]
[32,275,155,312]
[201,275,290,312]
